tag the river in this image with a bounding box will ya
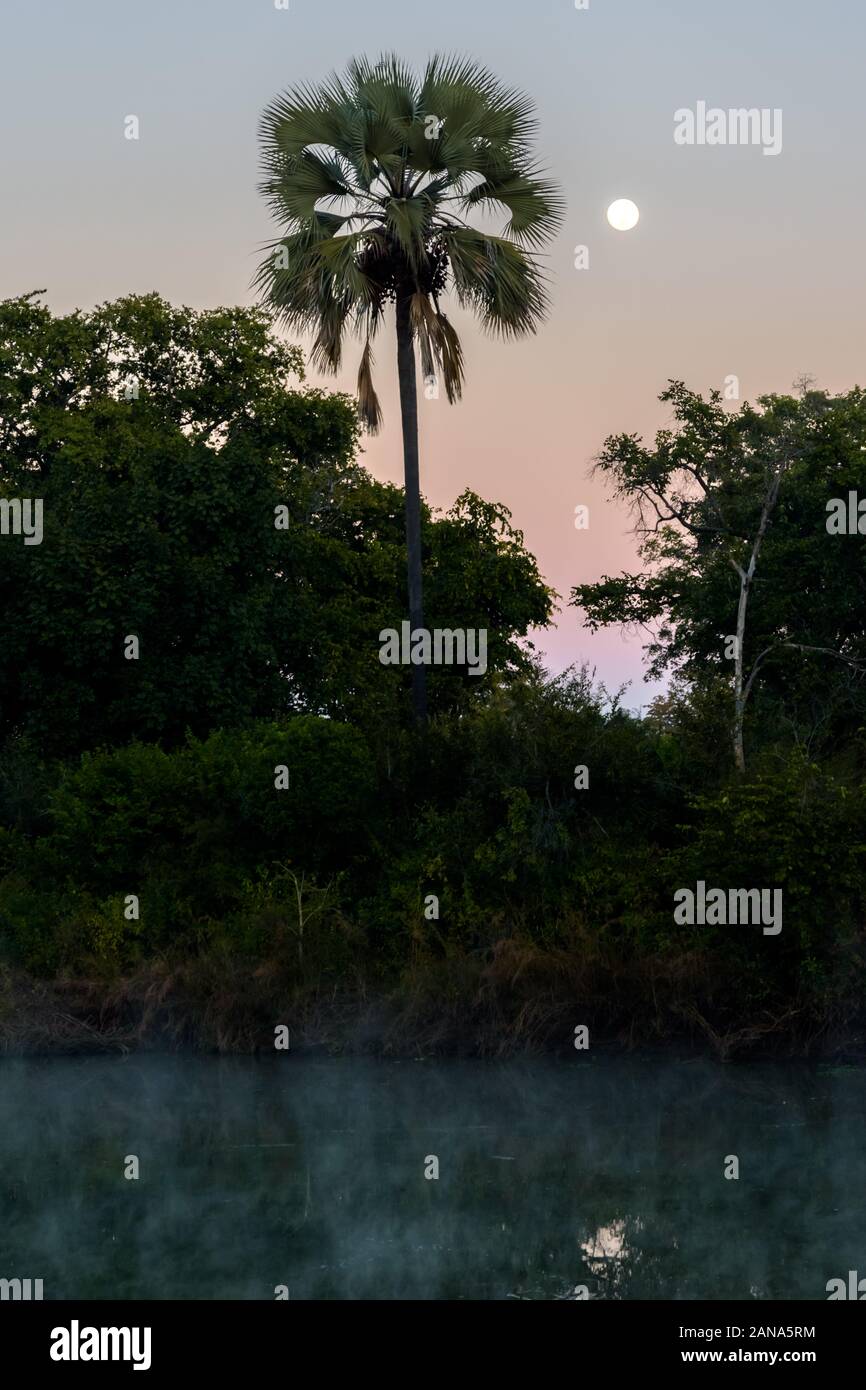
[1,1055,863,1299]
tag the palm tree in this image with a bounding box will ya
[255,53,563,721]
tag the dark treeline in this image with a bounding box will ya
[1,294,865,1056]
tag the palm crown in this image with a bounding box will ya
[255,53,563,431]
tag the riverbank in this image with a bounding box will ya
[2,945,863,1061]
[3,689,865,1070]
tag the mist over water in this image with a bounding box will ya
[1,1056,863,1300]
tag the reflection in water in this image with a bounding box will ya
[0,1055,863,1300]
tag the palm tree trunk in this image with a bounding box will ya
[395,290,427,722]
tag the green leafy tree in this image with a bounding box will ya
[0,290,310,480]
[572,382,866,772]
[255,53,564,720]
[0,292,355,754]
[0,292,552,755]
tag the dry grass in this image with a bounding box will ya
[0,936,861,1059]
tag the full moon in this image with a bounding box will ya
[606,198,640,231]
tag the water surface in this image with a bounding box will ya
[1,1055,863,1299]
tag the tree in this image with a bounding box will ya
[255,53,563,721]
[0,292,553,756]
[571,382,866,773]
[0,290,311,480]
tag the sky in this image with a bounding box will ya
[2,0,865,709]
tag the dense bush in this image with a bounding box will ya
[2,677,862,1048]
[0,717,380,971]
[667,751,866,1004]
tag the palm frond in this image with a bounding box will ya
[356,337,383,433]
[257,52,563,425]
[385,197,430,269]
[410,293,465,403]
[259,149,359,224]
[441,228,550,338]
[431,309,465,403]
[461,165,564,248]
